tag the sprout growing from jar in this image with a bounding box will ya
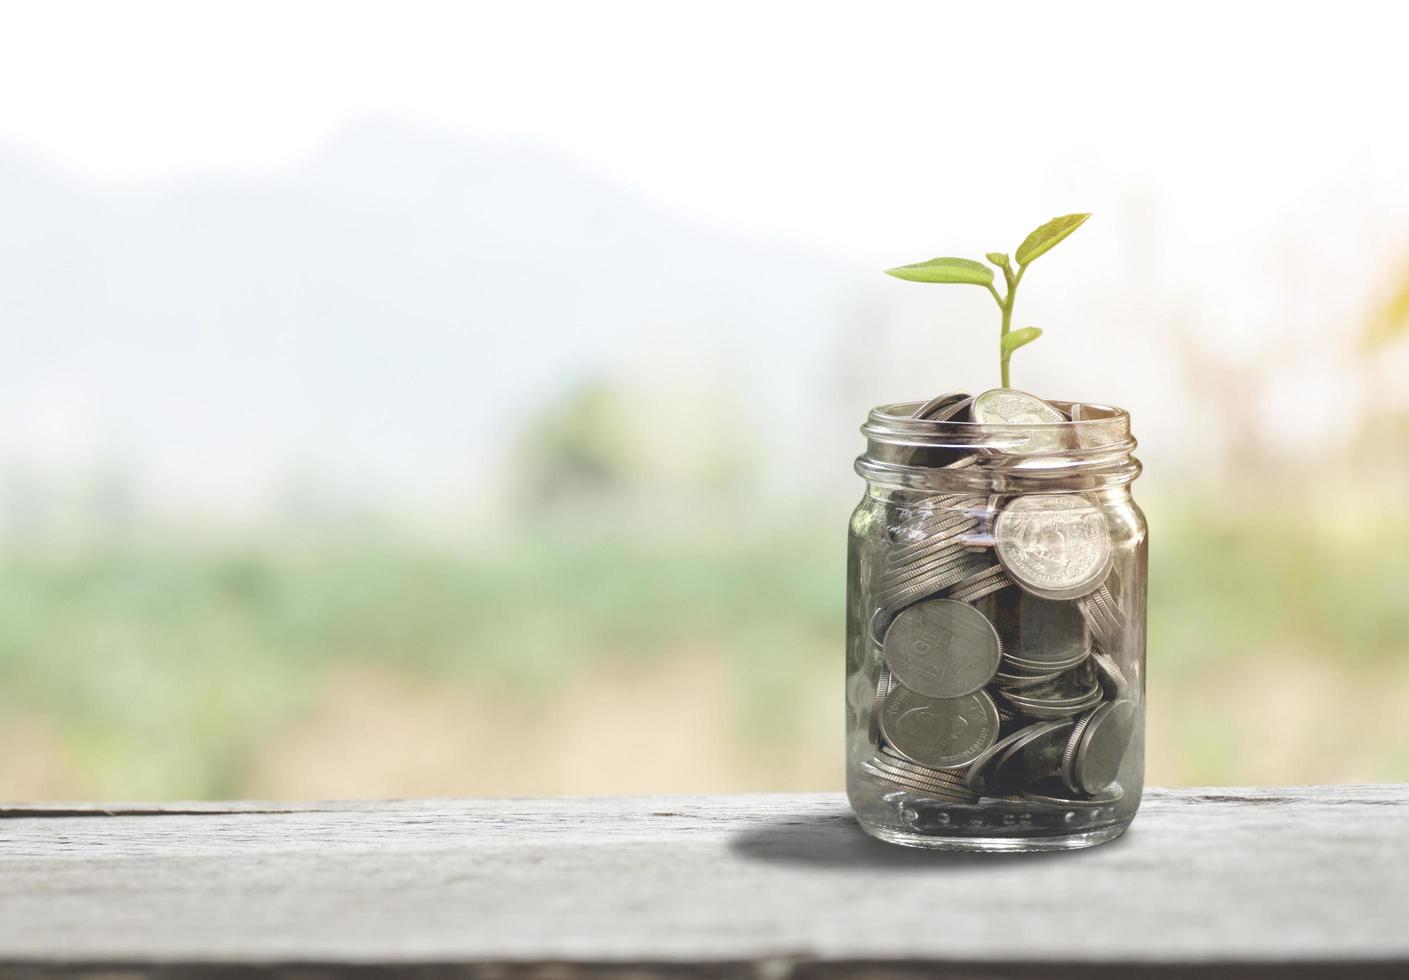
[884,213,1090,388]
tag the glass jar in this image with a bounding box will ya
[846,393,1146,851]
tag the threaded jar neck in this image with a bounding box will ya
[856,399,1141,494]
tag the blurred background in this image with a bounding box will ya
[1,1,1408,800]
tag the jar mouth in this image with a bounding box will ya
[857,399,1140,493]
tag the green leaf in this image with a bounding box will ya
[1015,213,1090,266]
[985,252,1010,268]
[884,257,995,286]
[1000,326,1043,356]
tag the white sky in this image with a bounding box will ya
[3,0,1406,262]
[1,1,1407,514]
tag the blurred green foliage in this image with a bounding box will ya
[0,490,1405,797]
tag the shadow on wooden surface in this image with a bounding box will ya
[726,810,1120,868]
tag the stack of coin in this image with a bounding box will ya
[862,388,1137,808]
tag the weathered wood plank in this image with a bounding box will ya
[0,787,1406,977]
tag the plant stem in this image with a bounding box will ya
[998,265,1025,388]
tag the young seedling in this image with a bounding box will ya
[885,213,1090,388]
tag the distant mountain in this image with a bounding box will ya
[0,119,872,519]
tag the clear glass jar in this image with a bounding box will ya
[846,393,1146,851]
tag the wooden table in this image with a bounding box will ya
[2,786,1406,977]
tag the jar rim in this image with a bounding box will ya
[863,399,1130,433]
[857,398,1140,492]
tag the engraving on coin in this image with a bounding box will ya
[971,388,1067,454]
[972,388,1067,426]
[994,494,1113,600]
[882,598,1002,698]
[880,686,999,769]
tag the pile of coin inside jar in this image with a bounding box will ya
[862,388,1137,808]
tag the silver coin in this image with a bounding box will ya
[868,663,895,745]
[878,746,973,787]
[943,563,1007,594]
[972,388,1066,426]
[1002,647,1090,674]
[971,388,1068,454]
[1091,649,1131,699]
[879,686,999,769]
[992,666,1067,690]
[934,395,976,422]
[1070,698,1137,795]
[876,557,988,611]
[1060,706,1101,792]
[1001,691,1103,721]
[1090,585,1126,645]
[861,759,978,803]
[875,553,992,612]
[868,749,978,800]
[1020,782,1125,808]
[990,589,1091,672]
[868,606,894,645]
[904,493,988,528]
[947,571,1013,604]
[881,599,1002,698]
[963,724,1038,791]
[911,391,969,420]
[1079,599,1118,653]
[994,494,1113,600]
[885,540,974,581]
[988,718,1074,793]
[877,552,979,600]
[1079,586,1124,652]
[1003,666,1103,700]
[887,518,979,565]
[889,494,976,543]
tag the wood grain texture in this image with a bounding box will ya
[1,787,1406,978]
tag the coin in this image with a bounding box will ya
[888,513,976,558]
[1001,685,1103,720]
[868,663,895,745]
[879,686,999,769]
[882,599,1002,698]
[862,756,978,803]
[948,575,1012,604]
[874,554,992,621]
[1060,706,1101,792]
[1088,582,1125,627]
[878,746,975,790]
[875,554,990,611]
[882,538,977,584]
[994,494,1113,600]
[972,388,1067,426]
[934,395,976,422]
[992,666,1067,690]
[990,589,1091,671]
[963,725,1038,791]
[971,388,1068,454]
[944,563,1006,593]
[912,391,970,420]
[1091,649,1131,698]
[1020,781,1125,808]
[988,718,1074,793]
[1068,699,1137,795]
[901,394,981,467]
[1079,584,1125,652]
